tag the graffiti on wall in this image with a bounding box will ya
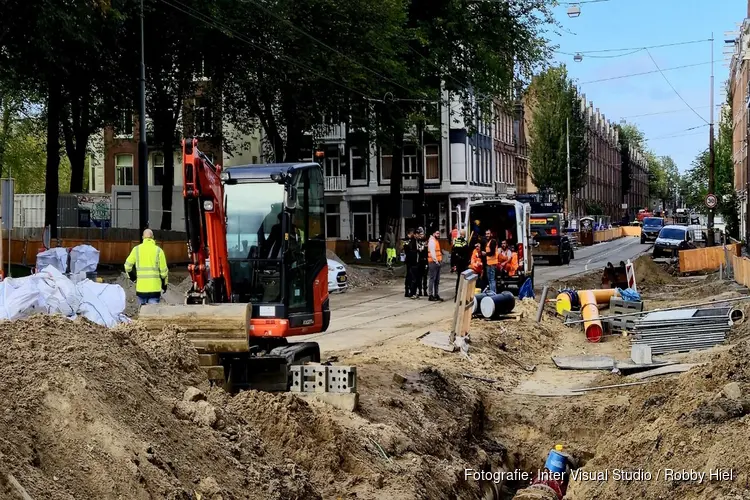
[77,195,111,227]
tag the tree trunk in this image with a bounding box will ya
[0,101,12,178]
[62,91,90,193]
[161,142,175,230]
[388,124,404,236]
[45,81,62,239]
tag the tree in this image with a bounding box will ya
[617,122,646,199]
[527,65,589,206]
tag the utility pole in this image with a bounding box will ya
[138,0,150,234]
[707,34,716,247]
[746,86,750,252]
[566,117,572,221]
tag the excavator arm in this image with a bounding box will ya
[182,138,232,303]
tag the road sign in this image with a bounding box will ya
[705,193,718,209]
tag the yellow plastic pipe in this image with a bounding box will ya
[578,290,604,342]
[556,288,618,316]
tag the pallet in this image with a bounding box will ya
[479,311,525,322]
[609,297,644,332]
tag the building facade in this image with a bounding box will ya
[574,96,622,219]
[729,11,750,238]
[624,144,649,215]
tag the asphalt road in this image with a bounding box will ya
[299,237,652,353]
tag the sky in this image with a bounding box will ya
[547,0,745,172]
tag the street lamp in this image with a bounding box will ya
[573,53,583,62]
[567,5,581,18]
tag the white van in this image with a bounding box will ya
[464,195,534,292]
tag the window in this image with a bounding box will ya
[350,147,366,183]
[381,147,392,181]
[325,156,340,177]
[403,145,418,175]
[115,154,134,185]
[425,145,439,181]
[326,203,340,238]
[151,152,165,186]
[114,111,133,138]
[194,98,214,137]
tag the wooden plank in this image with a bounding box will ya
[679,244,738,273]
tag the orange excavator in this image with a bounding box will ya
[139,138,330,391]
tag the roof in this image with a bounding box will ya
[223,162,320,181]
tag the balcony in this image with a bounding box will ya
[325,175,347,192]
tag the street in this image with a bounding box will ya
[300,237,652,353]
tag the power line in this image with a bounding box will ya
[647,131,706,141]
[561,0,612,4]
[579,61,712,84]
[620,104,720,120]
[160,0,375,101]
[556,38,711,56]
[645,48,709,125]
[645,125,709,141]
[241,0,419,98]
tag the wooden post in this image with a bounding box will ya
[450,269,478,344]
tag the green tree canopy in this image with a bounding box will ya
[527,65,589,206]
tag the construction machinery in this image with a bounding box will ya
[139,138,330,391]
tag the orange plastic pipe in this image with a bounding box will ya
[588,288,619,304]
[578,290,604,343]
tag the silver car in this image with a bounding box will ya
[653,225,694,258]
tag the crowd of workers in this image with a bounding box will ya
[397,222,520,302]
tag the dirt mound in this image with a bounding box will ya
[633,254,674,292]
[0,315,317,499]
[567,340,750,499]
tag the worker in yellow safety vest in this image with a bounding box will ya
[125,228,169,306]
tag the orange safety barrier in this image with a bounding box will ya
[678,244,740,273]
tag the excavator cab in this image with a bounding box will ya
[139,139,329,391]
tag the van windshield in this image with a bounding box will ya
[659,227,686,240]
[468,203,518,246]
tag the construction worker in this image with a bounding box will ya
[497,240,513,276]
[416,227,429,297]
[384,225,396,269]
[427,227,444,302]
[451,229,469,301]
[125,228,168,306]
[482,229,498,294]
[403,228,418,298]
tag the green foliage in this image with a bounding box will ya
[617,122,647,198]
[527,65,589,204]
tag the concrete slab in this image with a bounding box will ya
[295,392,359,411]
[419,331,457,352]
[552,355,614,370]
[627,363,702,380]
[631,344,653,365]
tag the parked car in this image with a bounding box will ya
[640,217,664,244]
[653,225,696,258]
[327,259,348,293]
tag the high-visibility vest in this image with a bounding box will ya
[486,241,498,266]
[470,248,483,274]
[508,252,519,276]
[124,238,168,294]
[427,236,442,263]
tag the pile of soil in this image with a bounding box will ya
[0,314,511,500]
[568,340,750,499]
[0,316,317,499]
[633,254,675,292]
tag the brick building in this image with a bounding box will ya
[574,96,622,219]
[729,9,750,238]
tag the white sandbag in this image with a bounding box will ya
[0,277,44,320]
[34,266,80,317]
[76,280,126,328]
[69,244,100,275]
[35,247,68,273]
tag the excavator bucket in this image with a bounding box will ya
[138,303,320,392]
[601,261,628,289]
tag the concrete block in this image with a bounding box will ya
[289,365,303,392]
[631,344,652,365]
[295,392,359,412]
[302,365,318,392]
[327,366,357,393]
[314,365,329,393]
